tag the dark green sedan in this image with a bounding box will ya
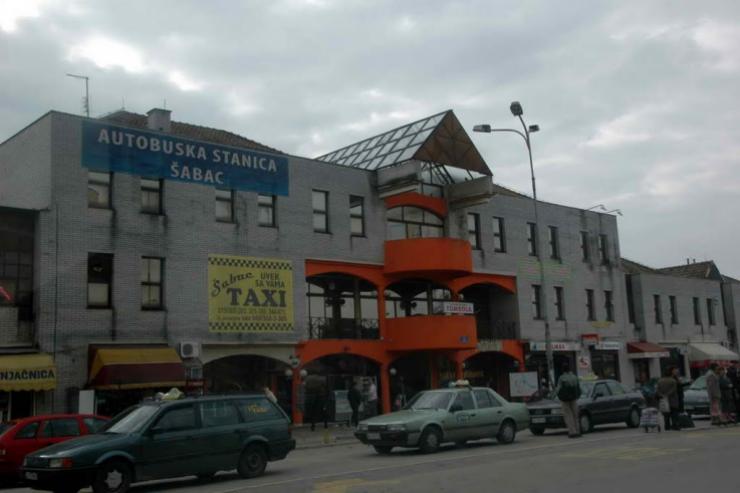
[21,394,295,493]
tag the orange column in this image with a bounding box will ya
[380,363,391,415]
[455,360,464,380]
[377,288,387,340]
[291,369,303,424]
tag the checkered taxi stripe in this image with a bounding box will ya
[208,256,292,270]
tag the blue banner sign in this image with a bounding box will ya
[81,121,289,195]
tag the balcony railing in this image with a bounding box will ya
[476,321,519,340]
[308,317,380,340]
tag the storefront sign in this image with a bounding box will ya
[82,121,289,195]
[0,353,57,391]
[439,301,474,315]
[208,255,294,332]
[529,341,581,352]
[594,341,623,351]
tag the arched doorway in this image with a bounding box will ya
[388,352,435,410]
[463,351,521,399]
[204,355,292,415]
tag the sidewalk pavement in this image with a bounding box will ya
[293,423,359,449]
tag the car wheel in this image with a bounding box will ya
[627,407,641,428]
[497,420,517,445]
[530,426,546,436]
[373,445,393,455]
[418,426,442,454]
[91,459,132,493]
[237,444,267,479]
[579,413,593,434]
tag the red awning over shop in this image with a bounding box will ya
[627,342,670,359]
[88,347,186,390]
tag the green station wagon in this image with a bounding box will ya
[20,394,295,493]
[355,385,530,454]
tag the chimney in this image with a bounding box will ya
[147,108,171,132]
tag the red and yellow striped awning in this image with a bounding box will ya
[89,347,186,390]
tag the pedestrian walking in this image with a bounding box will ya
[719,367,736,424]
[657,368,680,430]
[555,362,582,438]
[706,363,722,426]
[348,381,362,427]
[366,380,378,417]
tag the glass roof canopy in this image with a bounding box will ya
[315,110,491,177]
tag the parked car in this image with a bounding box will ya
[0,414,108,482]
[684,375,710,416]
[527,379,645,435]
[354,384,530,454]
[21,394,295,493]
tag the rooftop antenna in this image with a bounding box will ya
[66,73,90,117]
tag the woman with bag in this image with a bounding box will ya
[657,367,680,430]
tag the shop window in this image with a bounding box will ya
[527,222,538,256]
[88,253,113,308]
[14,421,39,439]
[200,400,241,427]
[492,217,506,253]
[312,190,329,233]
[350,195,364,236]
[386,206,443,240]
[531,285,542,320]
[141,257,163,310]
[307,273,379,339]
[237,397,282,422]
[554,286,565,321]
[598,234,609,264]
[693,297,701,325]
[88,171,111,209]
[258,194,276,227]
[669,296,678,325]
[707,298,716,325]
[385,280,451,319]
[654,294,663,325]
[216,189,234,223]
[151,405,196,433]
[586,289,595,321]
[467,213,481,249]
[40,419,81,438]
[141,178,163,214]
[604,290,614,322]
[591,352,620,380]
[548,226,560,259]
[580,231,590,261]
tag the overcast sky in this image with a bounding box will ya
[2,0,739,275]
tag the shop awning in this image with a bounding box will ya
[89,347,186,390]
[0,353,56,391]
[688,343,739,363]
[627,342,670,359]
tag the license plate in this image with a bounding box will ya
[367,432,381,440]
[25,472,38,481]
[532,417,546,424]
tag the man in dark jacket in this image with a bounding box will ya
[657,367,679,430]
[348,381,362,427]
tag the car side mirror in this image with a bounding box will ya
[450,404,463,413]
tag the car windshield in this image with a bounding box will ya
[103,405,159,434]
[405,391,453,410]
[690,376,707,390]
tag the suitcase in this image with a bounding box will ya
[678,412,695,429]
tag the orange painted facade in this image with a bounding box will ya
[384,238,473,277]
[385,315,477,351]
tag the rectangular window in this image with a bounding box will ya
[586,289,595,321]
[554,286,565,321]
[693,297,701,325]
[492,217,506,253]
[548,226,560,259]
[350,195,364,236]
[599,234,609,264]
[654,294,663,324]
[707,298,716,326]
[669,296,678,324]
[604,290,614,322]
[467,213,481,249]
[580,231,590,261]
[626,275,635,324]
[88,171,111,209]
[216,189,234,222]
[312,190,329,233]
[141,178,163,214]
[532,285,542,320]
[527,222,538,256]
[258,194,276,227]
[141,257,163,310]
[88,253,113,308]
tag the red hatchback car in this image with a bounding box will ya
[0,414,109,480]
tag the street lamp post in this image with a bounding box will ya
[473,101,555,388]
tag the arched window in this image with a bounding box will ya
[306,274,379,339]
[385,280,451,318]
[387,206,444,240]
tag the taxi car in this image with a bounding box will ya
[527,379,645,435]
[20,394,295,493]
[354,383,530,454]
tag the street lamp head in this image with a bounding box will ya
[510,101,524,117]
[472,124,492,133]
[528,124,540,133]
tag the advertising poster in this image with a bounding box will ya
[509,371,539,397]
[208,255,293,332]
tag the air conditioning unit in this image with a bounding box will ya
[178,341,201,359]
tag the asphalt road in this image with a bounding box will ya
[5,421,736,493]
